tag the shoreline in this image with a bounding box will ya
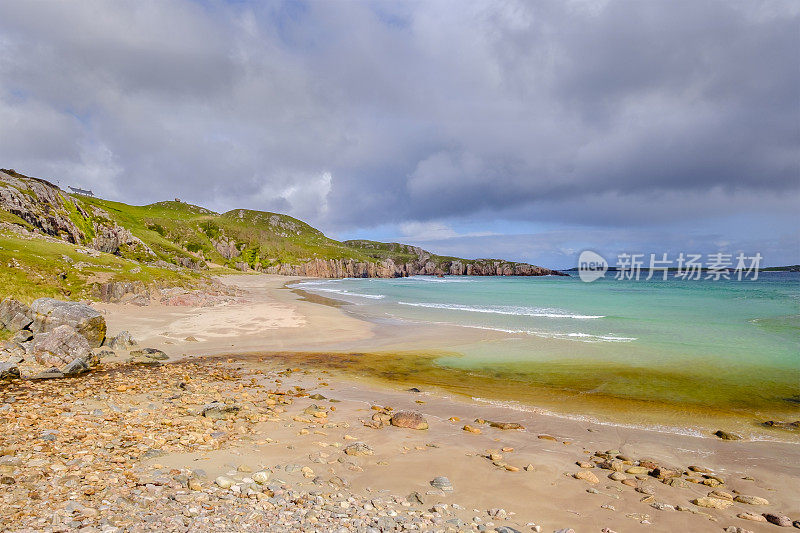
[96,273,800,445]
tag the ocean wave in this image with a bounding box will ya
[398,301,604,319]
[307,287,386,299]
[457,324,635,342]
[402,276,476,283]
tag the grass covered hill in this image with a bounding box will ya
[0,168,563,302]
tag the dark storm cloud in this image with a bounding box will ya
[0,0,797,259]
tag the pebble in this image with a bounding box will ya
[692,497,732,509]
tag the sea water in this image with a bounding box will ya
[291,272,800,434]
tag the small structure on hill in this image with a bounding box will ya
[68,186,94,197]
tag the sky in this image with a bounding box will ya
[0,0,798,269]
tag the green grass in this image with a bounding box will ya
[0,230,200,303]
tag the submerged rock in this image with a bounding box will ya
[713,430,742,441]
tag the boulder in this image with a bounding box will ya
[29,298,106,347]
[390,411,429,430]
[0,298,32,332]
[0,362,20,381]
[106,330,137,350]
[32,325,91,367]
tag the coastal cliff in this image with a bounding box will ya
[262,256,564,278]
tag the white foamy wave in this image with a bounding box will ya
[457,324,635,342]
[398,301,604,319]
[403,276,476,283]
[308,288,386,299]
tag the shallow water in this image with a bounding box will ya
[290,272,800,436]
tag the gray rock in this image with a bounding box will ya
[201,401,240,419]
[127,348,168,365]
[763,513,792,527]
[430,476,453,492]
[0,298,31,332]
[0,362,20,381]
[10,330,33,343]
[495,527,521,533]
[31,367,64,380]
[29,298,106,347]
[32,325,91,367]
[106,330,137,350]
[62,357,90,376]
[129,348,168,360]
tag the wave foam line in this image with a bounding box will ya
[398,301,604,319]
[308,288,386,299]
[457,324,636,342]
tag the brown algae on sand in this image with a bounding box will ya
[240,350,800,441]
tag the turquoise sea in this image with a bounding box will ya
[291,272,800,436]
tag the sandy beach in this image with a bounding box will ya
[11,273,778,532]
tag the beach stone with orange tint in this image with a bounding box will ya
[390,411,428,430]
[574,470,599,483]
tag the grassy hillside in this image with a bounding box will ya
[0,231,198,303]
[0,168,561,301]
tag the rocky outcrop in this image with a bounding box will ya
[0,170,154,258]
[93,280,151,304]
[29,298,106,347]
[263,256,566,278]
[212,237,240,260]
